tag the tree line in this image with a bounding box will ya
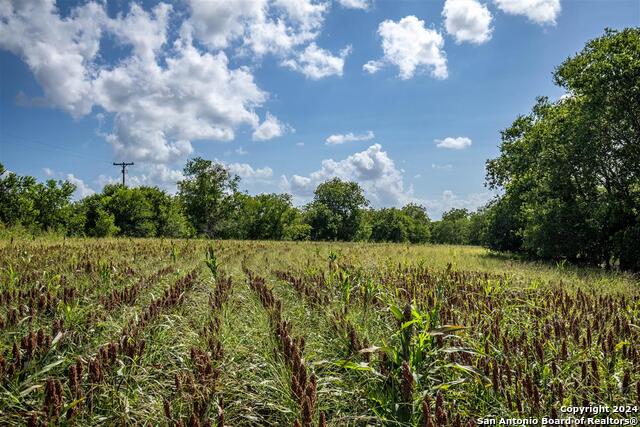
[0,160,474,245]
[1,28,637,270]
[484,28,639,271]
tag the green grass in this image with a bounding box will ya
[0,239,638,425]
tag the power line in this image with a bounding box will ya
[113,162,134,186]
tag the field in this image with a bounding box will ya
[0,239,639,426]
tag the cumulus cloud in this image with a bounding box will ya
[362,60,383,74]
[435,136,472,149]
[0,0,106,117]
[0,0,282,167]
[325,130,374,145]
[337,0,371,10]
[493,0,561,25]
[282,43,351,79]
[188,0,328,57]
[252,112,289,141]
[224,161,274,181]
[442,0,493,44]
[281,143,412,205]
[66,173,96,199]
[421,190,494,218]
[187,0,268,50]
[367,16,447,80]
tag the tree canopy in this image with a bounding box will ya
[485,28,640,270]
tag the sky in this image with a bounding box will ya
[0,0,638,218]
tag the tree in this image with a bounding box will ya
[33,179,76,231]
[305,178,369,241]
[0,164,76,232]
[402,204,431,243]
[101,185,156,237]
[235,193,298,240]
[370,208,410,242]
[178,158,240,238]
[431,208,470,245]
[485,28,640,270]
[138,186,192,238]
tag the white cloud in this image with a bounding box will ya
[188,0,328,57]
[367,16,447,80]
[187,0,268,50]
[66,173,95,199]
[296,142,305,146]
[493,0,561,25]
[325,130,374,145]
[1,1,277,166]
[282,43,351,79]
[235,147,248,155]
[442,0,493,44]
[435,136,472,149]
[362,60,383,74]
[252,112,289,141]
[108,3,172,61]
[43,167,54,177]
[220,161,273,181]
[423,190,494,218]
[432,163,453,170]
[281,143,412,206]
[0,0,107,117]
[337,0,371,10]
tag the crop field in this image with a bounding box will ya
[0,239,639,426]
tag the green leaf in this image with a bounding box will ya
[19,384,42,397]
[445,363,490,383]
[389,304,403,321]
[335,360,373,371]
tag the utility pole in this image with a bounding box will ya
[113,162,134,187]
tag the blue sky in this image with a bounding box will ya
[1,0,638,217]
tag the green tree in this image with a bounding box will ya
[486,28,640,270]
[305,178,368,241]
[100,185,156,237]
[370,208,410,242]
[138,186,192,237]
[178,158,240,238]
[431,208,470,245]
[0,164,76,233]
[402,203,431,243]
[235,193,298,240]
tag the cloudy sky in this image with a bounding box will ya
[0,0,637,217]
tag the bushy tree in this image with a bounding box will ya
[305,178,368,241]
[431,208,470,245]
[402,204,431,243]
[235,193,299,240]
[486,28,640,270]
[0,164,75,233]
[178,157,240,238]
[370,208,410,242]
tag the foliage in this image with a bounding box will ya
[485,28,640,270]
[431,209,471,245]
[235,193,298,240]
[304,178,368,241]
[0,163,76,233]
[178,157,240,238]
